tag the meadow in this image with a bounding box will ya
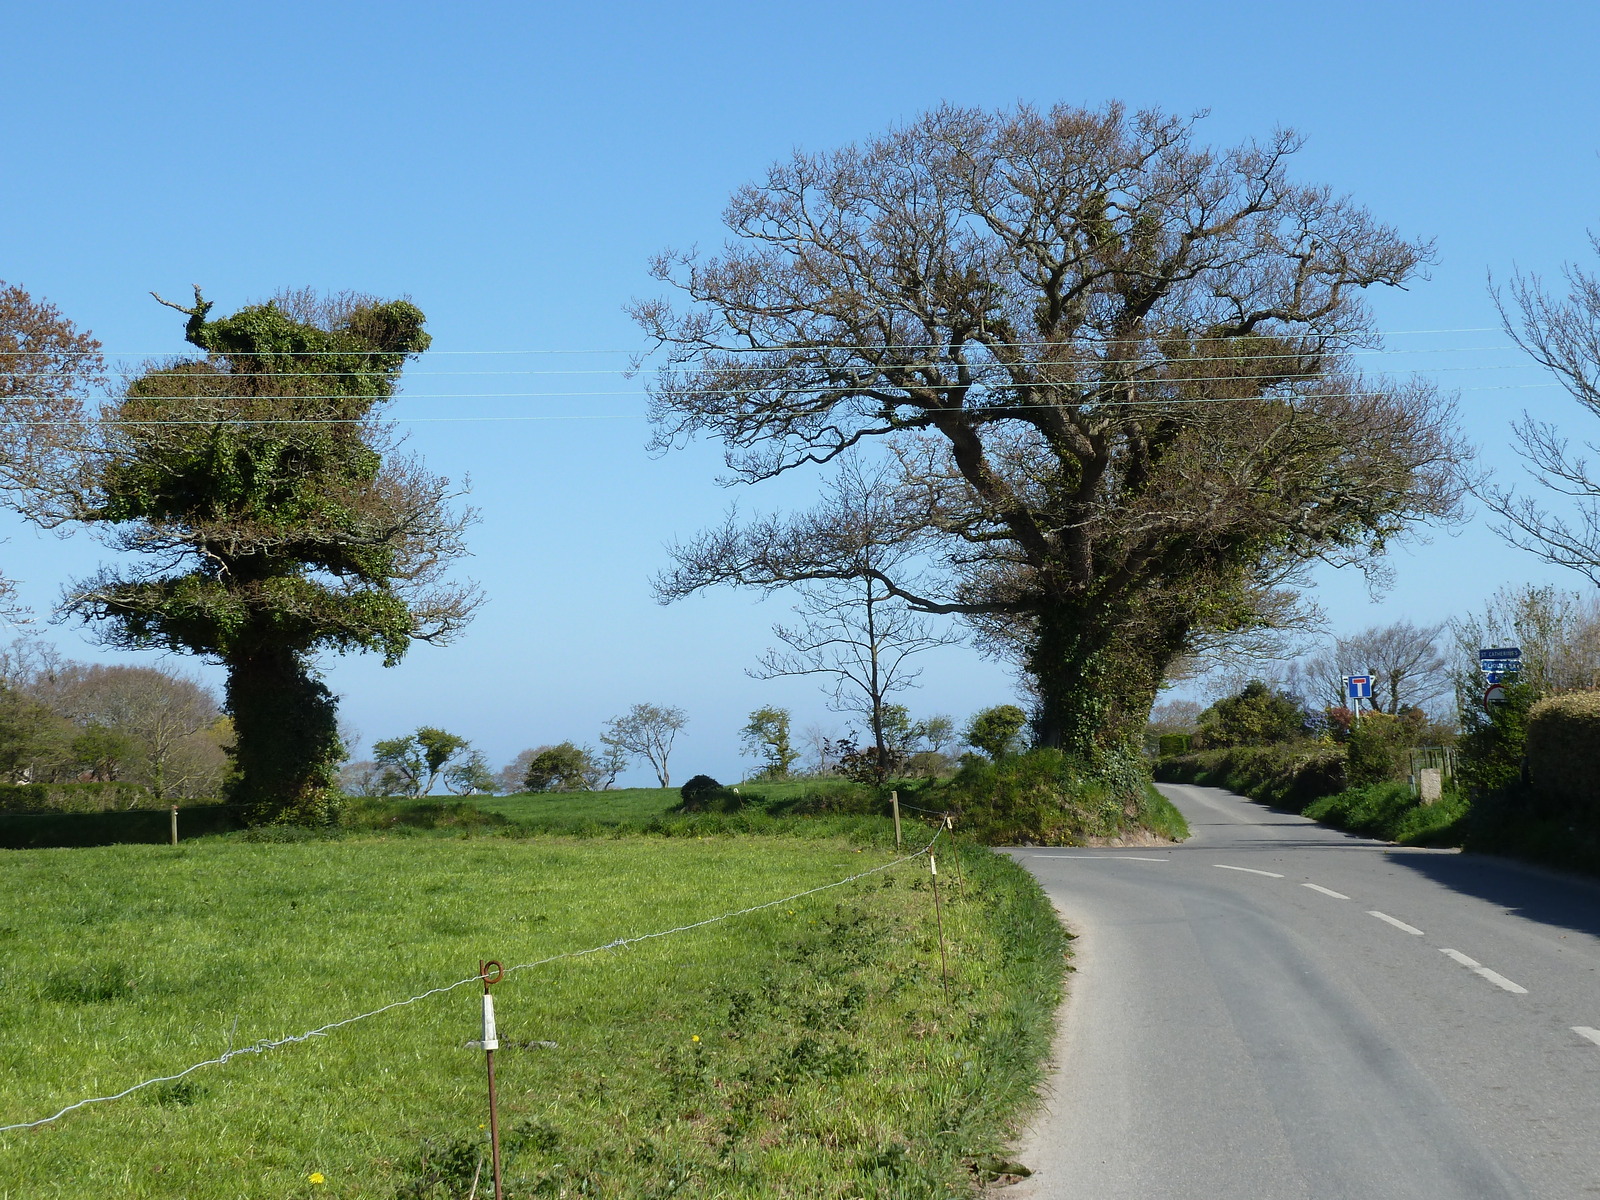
[0,824,1067,1198]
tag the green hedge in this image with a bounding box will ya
[1526,691,1600,816]
[0,781,154,813]
[1156,744,1346,811]
[0,803,247,849]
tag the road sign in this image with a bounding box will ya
[1484,683,1508,709]
[1478,647,1522,661]
[1345,674,1373,701]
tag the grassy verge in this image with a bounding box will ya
[1138,784,1191,842]
[0,832,1068,1199]
[1301,782,1471,846]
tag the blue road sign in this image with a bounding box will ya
[1345,674,1373,701]
[1478,647,1522,661]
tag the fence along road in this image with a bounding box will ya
[1006,782,1600,1200]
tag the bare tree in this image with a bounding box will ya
[1449,585,1600,703]
[663,459,959,783]
[636,103,1465,761]
[1489,240,1600,582]
[1289,621,1449,715]
[51,664,223,799]
[601,703,686,788]
[0,283,102,621]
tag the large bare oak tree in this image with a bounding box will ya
[636,103,1464,759]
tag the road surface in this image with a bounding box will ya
[1004,782,1600,1199]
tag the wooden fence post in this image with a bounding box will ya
[891,790,902,849]
[170,805,178,846]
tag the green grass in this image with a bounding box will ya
[1138,784,1191,842]
[1300,782,1471,846]
[0,832,1068,1198]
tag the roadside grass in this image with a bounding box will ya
[0,833,1067,1198]
[1138,784,1191,842]
[1301,782,1472,846]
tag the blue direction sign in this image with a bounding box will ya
[1345,674,1373,701]
[1478,646,1522,683]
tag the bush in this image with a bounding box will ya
[934,749,1133,845]
[1156,732,1191,758]
[1157,744,1346,811]
[1197,681,1307,748]
[674,775,745,814]
[1345,712,1410,786]
[1457,680,1535,798]
[0,781,155,813]
[1526,690,1600,818]
[964,705,1029,760]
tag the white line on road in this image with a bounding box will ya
[1441,949,1529,994]
[1214,864,1284,878]
[1572,1027,1600,1047]
[1369,911,1425,935]
[1303,883,1350,899]
[1023,855,1170,862]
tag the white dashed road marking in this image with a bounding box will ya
[1303,883,1350,899]
[1573,1027,1600,1047]
[1441,949,1529,994]
[1214,865,1284,878]
[1368,911,1424,935]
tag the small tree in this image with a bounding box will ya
[966,705,1029,761]
[1199,681,1306,748]
[740,706,800,780]
[600,703,686,788]
[444,750,498,795]
[523,742,600,792]
[372,727,471,797]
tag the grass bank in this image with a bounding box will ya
[0,832,1068,1198]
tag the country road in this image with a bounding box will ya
[1004,782,1600,1200]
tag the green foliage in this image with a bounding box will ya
[0,780,154,813]
[964,705,1029,761]
[1198,681,1306,748]
[674,774,745,814]
[68,290,471,824]
[1525,690,1600,814]
[374,727,475,796]
[442,749,497,796]
[1303,781,1472,846]
[1156,732,1192,757]
[1158,745,1348,811]
[521,742,599,793]
[1457,679,1536,798]
[739,705,799,780]
[1344,712,1411,786]
[936,748,1136,844]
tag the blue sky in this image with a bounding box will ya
[1,2,1596,784]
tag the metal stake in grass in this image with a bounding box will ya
[929,855,950,1001]
[474,960,506,1200]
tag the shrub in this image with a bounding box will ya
[1156,732,1191,758]
[964,705,1029,761]
[1345,712,1410,786]
[523,742,600,792]
[1157,744,1346,811]
[1457,680,1535,798]
[935,749,1132,844]
[1197,681,1306,748]
[1525,690,1600,819]
[675,775,744,814]
[0,781,155,813]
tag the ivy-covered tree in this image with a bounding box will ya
[65,289,480,822]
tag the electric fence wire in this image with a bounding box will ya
[0,829,943,1135]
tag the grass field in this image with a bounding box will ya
[0,828,1067,1198]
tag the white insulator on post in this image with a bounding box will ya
[481,993,499,1052]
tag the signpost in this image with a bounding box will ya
[1344,674,1373,703]
[1478,647,1522,685]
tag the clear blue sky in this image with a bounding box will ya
[2,2,1596,783]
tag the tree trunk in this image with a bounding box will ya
[1026,601,1169,763]
[224,641,342,825]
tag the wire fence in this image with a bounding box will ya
[0,829,942,1135]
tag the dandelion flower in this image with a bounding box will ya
[308,1173,325,1185]
[692,1035,700,1043]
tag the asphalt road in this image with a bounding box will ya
[1004,782,1600,1200]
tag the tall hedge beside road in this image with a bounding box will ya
[1526,691,1600,816]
